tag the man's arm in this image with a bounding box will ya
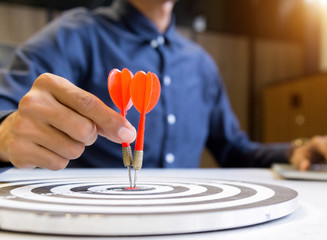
[0,73,136,170]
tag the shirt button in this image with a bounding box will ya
[150,35,165,48]
[167,114,176,125]
[165,153,175,163]
[157,35,165,45]
[163,75,171,86]
[150,39,158,48]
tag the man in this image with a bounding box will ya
[0,0,325,171]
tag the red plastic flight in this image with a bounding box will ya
[108,68,133,147]
[130,71,161,151]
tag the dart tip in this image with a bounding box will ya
[133,169,138,188]
[127,166,132,188]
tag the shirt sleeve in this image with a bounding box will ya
[205,64,289,168]
[0,8,92,168]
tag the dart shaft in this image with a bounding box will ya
[135,113,146,151]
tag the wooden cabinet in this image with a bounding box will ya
[263,73,327,142]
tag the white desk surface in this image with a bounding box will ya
[0,168,326,240]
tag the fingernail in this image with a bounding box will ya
[118,127,136,142]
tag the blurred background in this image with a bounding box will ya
[0,0,327,165]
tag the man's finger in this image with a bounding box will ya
[36,73,136,143]
[290,149,307,171]
[299,159,310,171]
[9,138,69,171]
[309,136,327,161]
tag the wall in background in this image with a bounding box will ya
[0,3,47,44]
[196,31,250,131]
[320,4,327,71]
[263,73,327,142]
[253,39,304,140]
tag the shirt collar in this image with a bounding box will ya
[96,0,177,45]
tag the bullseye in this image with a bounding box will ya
[124,187,139,190]
[106,186,156,192]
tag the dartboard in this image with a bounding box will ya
[0,177,298,236]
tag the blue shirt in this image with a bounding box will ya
[0,0,289,168]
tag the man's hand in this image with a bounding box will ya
[0,73,136,170]
[289,136,327,171]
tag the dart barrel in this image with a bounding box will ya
[133,150,144,170]
[122,146,133,167]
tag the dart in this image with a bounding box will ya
[108,68,134,187]
[130,71,161,187]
